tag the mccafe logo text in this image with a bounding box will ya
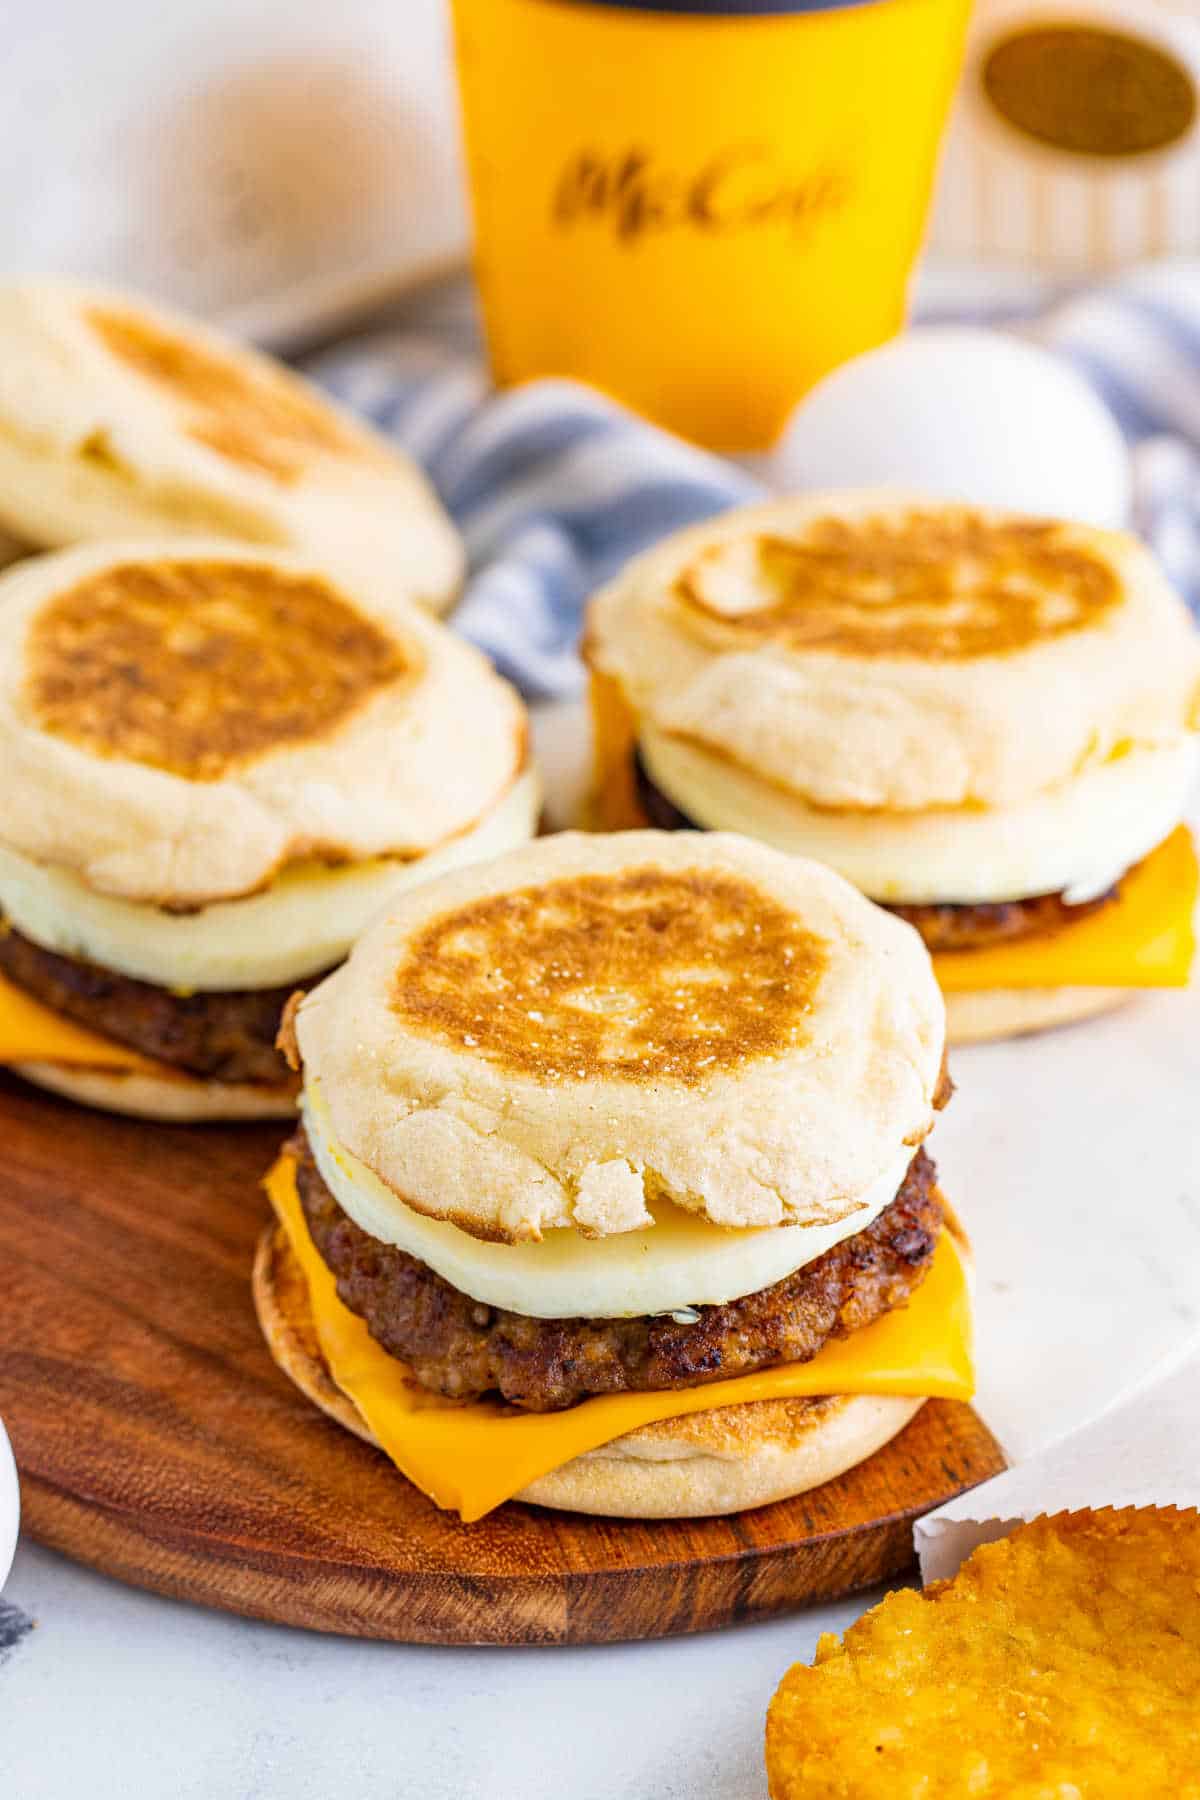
[552,144,852,243]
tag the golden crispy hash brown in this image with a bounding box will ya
[766,1508,1200,1800]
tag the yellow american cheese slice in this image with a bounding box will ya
[265,1155,975,1523]
[932,825,1198,993]
[0,970,160,1072]
[589,668,645,831]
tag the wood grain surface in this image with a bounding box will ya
[0,1074,1005,1645]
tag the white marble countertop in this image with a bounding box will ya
[4,722,1200,1800]
[3,1540,874,1800]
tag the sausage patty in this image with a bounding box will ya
[632,749,1116,952]
[293,1128,943,1412]
[885,888,1114,951]
[0,920,307,1086]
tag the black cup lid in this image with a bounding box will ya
[536,1,885,15]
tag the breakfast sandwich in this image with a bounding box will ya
[0,539,537,1119]
[586,492,1200,1042]
[255,829,974,1521]
[0,279,463,613]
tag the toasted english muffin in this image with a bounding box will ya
[291,829,946,1244]
[587,490,1200,819]
[18,1060,298,1122]
[942,986,1133,1044]
[0,279,463,612]
[0,539,532,915]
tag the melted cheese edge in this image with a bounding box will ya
[265,1154,975,1522]
[0,968,159,1070]
[931,825,1197,992]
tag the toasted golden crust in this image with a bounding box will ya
[0,279,463,613]
[294,830,947,1240]
[254,1223,377,1442]
[389,862,828,1087]
[26,556,406,779]
[252,1222,924,1518]
[518,1395,924,1517]
[587,491,1200,815]
[766,1507,1200,1798]
[680,508,1122,660]
[85,303,387,487]
[0,541,528,908]
[14,1059,297,1121]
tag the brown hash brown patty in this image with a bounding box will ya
[292,1128,943,1412]
[0,919,307,1086]
[632,748,1117,953]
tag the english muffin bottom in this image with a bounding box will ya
[17,1059,299,1121]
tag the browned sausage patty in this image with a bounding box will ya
[886,887,1115,950]
[292,1128,943,1412]
[0,920,308,1086]
[632,749,1117,952]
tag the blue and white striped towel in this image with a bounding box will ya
[308,265,1200,700]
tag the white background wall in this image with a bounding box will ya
[2,0,467,332]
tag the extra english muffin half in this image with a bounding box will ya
[0,279,463,612]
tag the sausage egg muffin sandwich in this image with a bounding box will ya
[256,830,973,1521]
[586,494,1200,1042]
[0,539,537,1119]
[0,279,463,613]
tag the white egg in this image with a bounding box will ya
[773,326,1132,528]
[0,1417,18,1592]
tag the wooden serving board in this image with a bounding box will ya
[0,1074,1005,1646]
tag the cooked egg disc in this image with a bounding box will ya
[0,766,540,991]
[303,1083,915,1321]
[640,727,1197,907]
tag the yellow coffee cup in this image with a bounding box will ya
[451,0,972,449]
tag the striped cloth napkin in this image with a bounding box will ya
[307,264,1200,699]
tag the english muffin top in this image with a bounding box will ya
[587,491,1200,812]
[0,540,527,907]
[292,830,946,1242]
